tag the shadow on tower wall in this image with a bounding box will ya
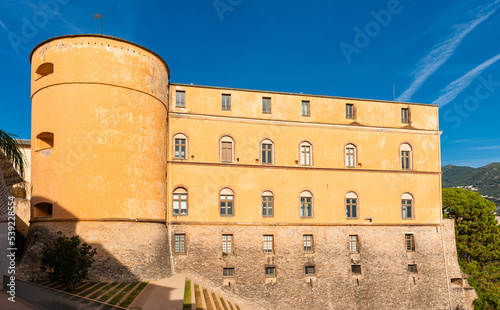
[18,196,171,283]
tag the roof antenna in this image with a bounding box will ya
[393,84,396,101]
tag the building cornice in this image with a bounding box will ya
[169,112,442,135]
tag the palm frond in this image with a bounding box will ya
[0,129,27,178]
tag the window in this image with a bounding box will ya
[351,265,362,274]
[408,264,417,273]
[346,104,354,119]
[262,97,271,113]
[265,267,276,277]
[300,191,313,218]
[303,234,313,253]
[34,203,53,218]
[13,187,26,199]
[305,266,315,275]
[223,268,235,277]
[263,235,274,253]
[261,139,274,164]
[174,234,186,254]
[220,136,234,163]
[302,100,310,116]
[35,132,54,151]
[220,188,234,216]
[405,234,415,251]
[222,94,231,110]
[173,187,188,215]
[346,192,358,219]
[345,144,356,167]
[222,234,233,253]
[349,235,359,253]
[400,143,412,170]
[401,108,409,123]
[262,191,274,217]
[173,133,187,159]
[176,90,185,107]
[300,142,312,166]
[36,63,53,79]
[402,193,413,219]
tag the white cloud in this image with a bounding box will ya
[432,52,500,107]
[470,145,500,150]
[397,1,500,102]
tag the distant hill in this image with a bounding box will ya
[442,162,500,207]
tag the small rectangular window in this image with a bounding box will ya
[405,234,415,251]
[408,264,417,273]
[221,141,232,162]
[303,234,313,253]
[262,195,274,217]
[262,97,271,113]
[263,235,274,253]
[402,199,413,219]
[346,198,357,219]
[346,104,354,119]
[401,108,409,123]
[305,266,315,275]
[349,235,358,252]
[174,234,186,254]
[401,151,410,169]
[302,101,310,116]
[222,94,231,110]
[223,268,235,277]
[176,90,185,107]
[262,143,273,164]
[351,265,362,274]
[222,234,233,253]
[174,138,186,159]
[265,267,276,277]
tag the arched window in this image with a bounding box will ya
[173,187,188,215]
[262,191,274,217]
[173,133,188,159]
[261,139,274,164]
[300,191,313,218]
[401,193,414,219]
[36,132,54,151]
[300,141,312,166]
[220,188,234,216]
[346,192,358,219]
[34,202,53,218]
[220,136,234,163]
[400,143,412,170]
[345,144,356,168]
[36,63,53,79]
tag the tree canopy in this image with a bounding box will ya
[443,188,500,309]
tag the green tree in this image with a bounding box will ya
[0,129,27,177]
[41,232,97,291]
[443,188,500,310]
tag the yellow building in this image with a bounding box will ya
[22,35,474,309]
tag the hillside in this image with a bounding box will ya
[442,162,500,207]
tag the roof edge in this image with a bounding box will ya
[29,34,170,78]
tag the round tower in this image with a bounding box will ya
[22,35,171,281]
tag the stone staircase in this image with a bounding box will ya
[187,278,241,310]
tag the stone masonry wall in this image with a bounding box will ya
[19,221,171,282]
[172,220,471,310]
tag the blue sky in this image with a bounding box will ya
[1,0,499,167]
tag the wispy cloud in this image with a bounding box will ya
[450,139,497,144]
[397,1,500,102]
[432,52,500,106]
[0,19,8,31]
[470,145,500,150]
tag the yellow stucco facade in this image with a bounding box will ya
[167,84,442,225]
